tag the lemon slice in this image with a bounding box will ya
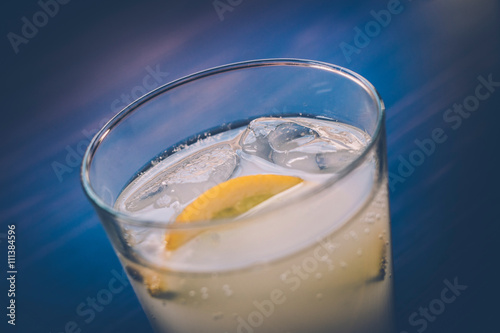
[165,174,303,250]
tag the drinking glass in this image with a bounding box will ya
[81,59,394,333]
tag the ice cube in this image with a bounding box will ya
[122,143,238,213]
[239,117,283,160]
[268,122,326,172]
[316,150,361,171]
[240,117,369,173]
[267,122,319,152]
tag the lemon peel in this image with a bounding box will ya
[165,174,303,250]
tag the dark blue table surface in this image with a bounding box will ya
[1,0,499,332]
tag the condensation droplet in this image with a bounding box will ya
[189,290,196,297]
[357,248,363,256]
[378,234,383,239]
[364,227,370,234]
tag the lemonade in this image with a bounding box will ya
[81,59,393,333]
[113,116,393,333]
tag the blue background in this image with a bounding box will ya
[1,0,499,332]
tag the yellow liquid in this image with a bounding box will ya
[115,118,394,333]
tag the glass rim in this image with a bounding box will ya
[81,58,385,230]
